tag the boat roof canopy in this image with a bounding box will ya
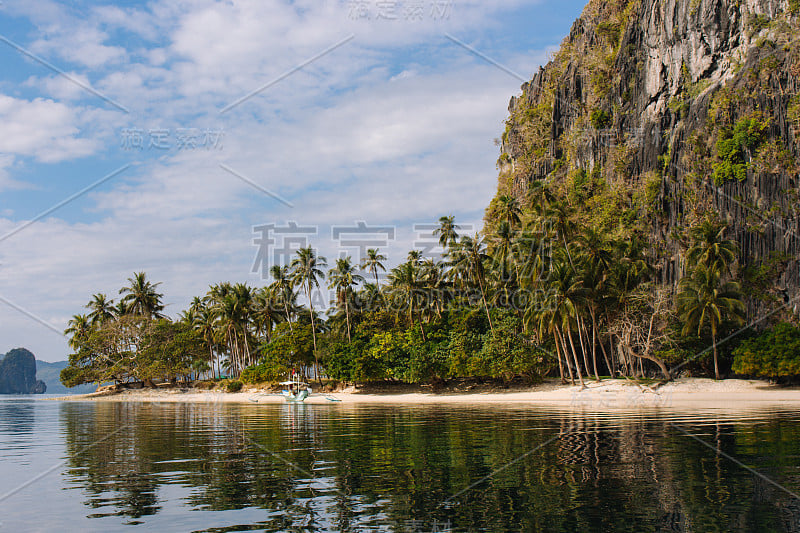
[279,381,309,386]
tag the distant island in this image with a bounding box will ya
[35,360,97,395]
[0,348,46,394]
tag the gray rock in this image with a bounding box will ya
[0,348,46,394]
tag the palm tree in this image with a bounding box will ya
[606,238,650,377]
[686,219,738,275]
[490,194,522,228]
[291,246,327,382]
[527,179,555,216]
[358,282,384,312]
[528,261,586,386]
[191,303,218,379]
[544,200,576,266]
[579,260,607,381]
[488,220,517,282]
[119,272,165,318]
[420,258,446,320]
[525,261,586,386]
[388,260,426,340]
[362,248,387,286]
[86,293,116,326]
[270,265,296,330]
[253,286,283,342]
[448,233,494,333]
[677,265,745,380]
[114,300,129,317]
[576,228,612,379]
[65,314,92,350]
[328,256,365,342]
[231,283,255,368]
[433,215,459,252]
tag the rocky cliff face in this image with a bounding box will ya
[498,0,799,313]
[0,348,47,394]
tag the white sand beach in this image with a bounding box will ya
[49,378,800,408]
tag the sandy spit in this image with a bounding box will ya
[46,378,800,409]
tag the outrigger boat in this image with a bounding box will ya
[248,371,341,403]
[279,379,310,403]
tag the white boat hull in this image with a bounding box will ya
[281,389,309,403]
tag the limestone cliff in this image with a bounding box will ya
[497,0,799,313]
[0,348,47,394]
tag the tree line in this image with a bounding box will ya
[62,191,798,388]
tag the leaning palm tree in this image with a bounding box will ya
[677,265,745,380]
[119,272,165,318]
[328,256,365,342]
[86,293,116,326]
[362,248,387,286]
[433,215,460,252]
[291,247,327,382]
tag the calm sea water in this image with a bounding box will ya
[2,397,800,532]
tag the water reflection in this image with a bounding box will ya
[0,398,35,434]
[57,402,800,532]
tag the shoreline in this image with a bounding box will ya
[47,378,800,408]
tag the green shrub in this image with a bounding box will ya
[240,357,288,384]
[748,14,771,34]
[590,109,612,129]
[596,21,621,46]
[732,323,800,378]
[226,380,243,393]
[712,116,768,185]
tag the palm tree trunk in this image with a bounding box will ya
[308,283,321,385]
[208,344,215,380]
[557,327,574,384]
[577,315,592,379]
[553,331,566,384]
[242,327,251,369]
[344,295,352,343]
[712,327,720,380]
[590,309,602,381]
[284,300,294,333]
[477,276,494,334]
[566,326,585,387]
[597,331,613,378]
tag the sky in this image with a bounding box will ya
[0,0,587,362]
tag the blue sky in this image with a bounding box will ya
[0,0,586,362]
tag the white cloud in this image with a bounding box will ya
[0,94,99,162]
[0,0,563,362]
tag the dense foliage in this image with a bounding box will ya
[62,202,787,388]
[732,323,800,378]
